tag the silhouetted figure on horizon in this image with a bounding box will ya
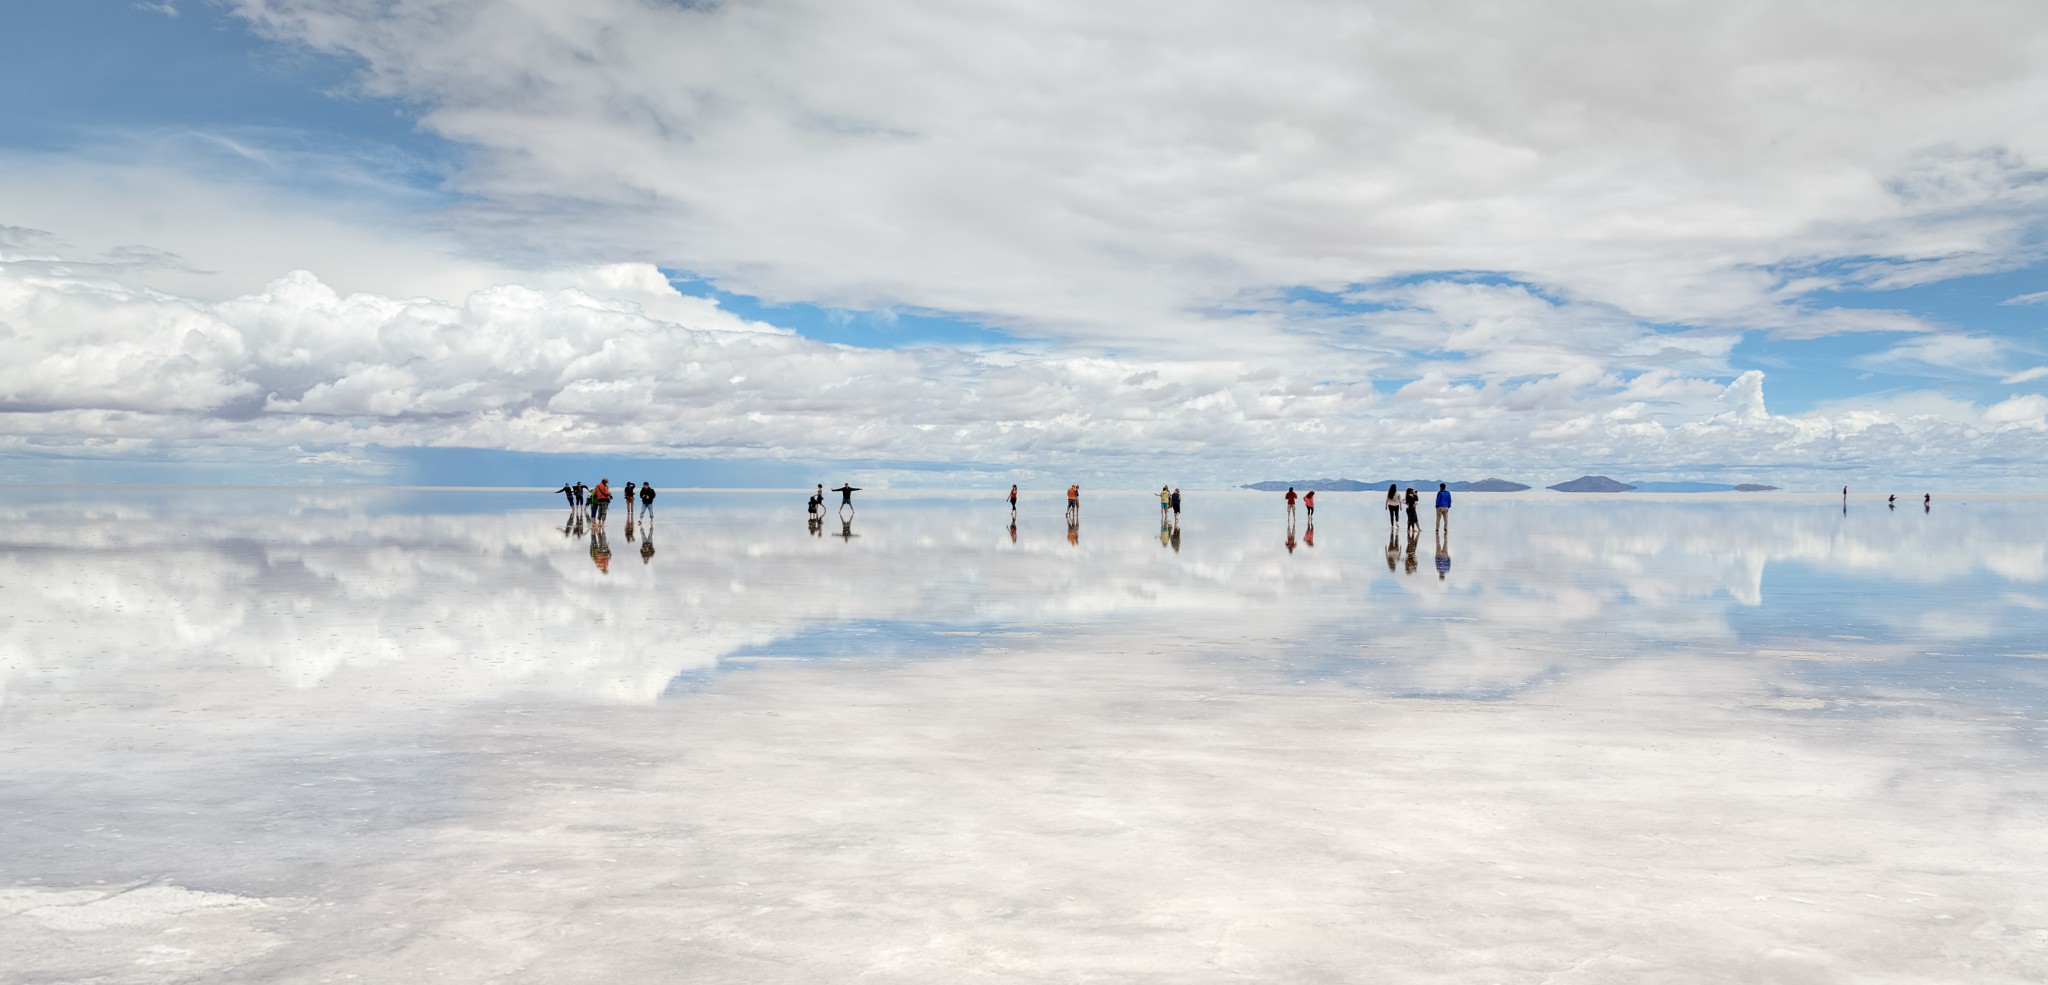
[1302,519,1315,548]
[1404,530,1419,575]
[836,517,858,541]
[833,483,862,516]
[1924,493,1932,512]
[1889,493,1896,510]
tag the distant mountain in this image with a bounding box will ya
[1241,477,1531,492]
[1462,477,1532,492]
[1733,484,1779,492]
[1548,475,1636,493]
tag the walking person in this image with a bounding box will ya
[639,481,656,517]
[1385,483,1400,529]
[1285,486,1298,522]
[1434,482,1452,536]
[1008,484,1018,514]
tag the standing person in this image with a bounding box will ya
[639,482,656,517]
[591,478,612,522]
[832,483,862,515]
[1159,485,1171,520]
[1434,482,1452,536]
[556,481,576,508]
[1066,483,1079,522]
[1284,486,1298,521]
[1888,493,1896,510]
[1404,486,1420,537]
[1304,489,1315,520]
[573,481,588,507]
[1924,493,1932,512]
[1170,487,1182,524]
[623,482,636,511]
[1008,484,1019,514]
[812,484,827,517]
[1386,483,1401,529]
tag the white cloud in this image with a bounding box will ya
[225,0,2048,344]
[4,260,2044,484]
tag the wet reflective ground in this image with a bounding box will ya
[3,487,2045,982]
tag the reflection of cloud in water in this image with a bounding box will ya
[4,491,2047,981]
[2,491,2044,705]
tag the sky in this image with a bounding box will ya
[1,0,2045,489]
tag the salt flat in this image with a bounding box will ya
[2,488,2044,983]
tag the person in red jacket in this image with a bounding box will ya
[590,478,612,522]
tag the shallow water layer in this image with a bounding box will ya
[2,487,2045,983]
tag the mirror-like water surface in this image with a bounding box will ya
[3,488,2045,982]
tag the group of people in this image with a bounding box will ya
[809,483,861,517]
[1283,483,1452,537]
[556,478,656,521]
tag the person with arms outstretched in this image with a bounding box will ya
[832,483,862,516]
[556,481,576,507]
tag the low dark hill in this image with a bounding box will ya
[1548,475,1636,493]
[1734,483,1780,492]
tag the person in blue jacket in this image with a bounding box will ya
[1434,482,1453,536]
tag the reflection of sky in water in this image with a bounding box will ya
[3,488,2046,982]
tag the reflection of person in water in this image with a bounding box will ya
[1302,520,1315,548]
[808,512,823,537]
[1285,525,1297,553]
[1435,534,1451,580]
[1385,529,1400,573]
[639,521,655,564]
[836,517,858,541]
[623,517,636,543]
[590,526,612,573]
[1169,523,1181,554]
[1924,493,1932,512]
[1403,530,1419,575]
[1008,517,1017,543]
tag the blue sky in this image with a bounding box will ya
[1,0,2045,487]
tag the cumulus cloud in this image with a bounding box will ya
[227,0,2048,343]
[3,260,2044,484]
